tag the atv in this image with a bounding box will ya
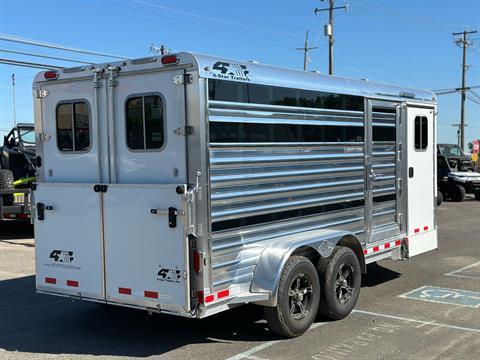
[437,143,480,202]
[0,123,36,206]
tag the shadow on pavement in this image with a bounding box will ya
[0,275,280,358]
[362,262,401,287]
[0,222,33,241]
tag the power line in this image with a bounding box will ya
[132,0,302,40]
[0,49,94,65]
[314,0,349,75]
[453,29,477,150]
[295,30,318,71]
[0,58,64,70]
[0,33,126,59]
[466,94,480,106]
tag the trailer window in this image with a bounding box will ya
[414,116,428,150]
[56,101,90,152]
[210,122,364,143]
[209,79,364,111]
[126,95,164,150]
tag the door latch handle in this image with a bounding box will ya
[36,203,52,220]
[409,167,414,178]
[150,207,178,228]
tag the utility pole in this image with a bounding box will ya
[314,0,348,75]
[295,30,318,71]
[12,74,16,127]
[453,29,477,151]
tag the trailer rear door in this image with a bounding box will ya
[35,183,104,300]
[406,106,437,257]
[102,68,189,312]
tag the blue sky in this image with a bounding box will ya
[1,0,479,144]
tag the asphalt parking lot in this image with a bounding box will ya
[1,198,479,359]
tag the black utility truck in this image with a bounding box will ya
[0,123,35,221]
[437,143,480,202]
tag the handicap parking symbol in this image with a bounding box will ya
[400,286,480,308]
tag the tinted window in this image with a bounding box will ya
[415,116,428,150]
[210,122,364,143]
[56,101,90,152]
[126,95,164,150]
[373,126,396,142]
[212,200,365,232]
[208,79,364,111]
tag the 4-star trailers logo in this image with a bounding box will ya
[210,61,250,81]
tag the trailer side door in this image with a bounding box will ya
[406,106,437,257]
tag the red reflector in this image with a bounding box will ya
[414,228,420,233]
[44,71,59,80]
[217,289,229,299]
[395,240,402,246]
[193,250,201,273]
[205,294,215,303]
[119,287,132,295]
[161,55,178,65]
[424,226,429,231]
[144,291,158,299]
[373,246,380,252]
[45,277,56,284]
[197,290,204,304]
[67,280,78,287]
[384,243,391,249]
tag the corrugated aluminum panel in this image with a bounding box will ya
[208,101,366,290]
[372,109,397,230]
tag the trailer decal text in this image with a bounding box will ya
[211,61,250,81]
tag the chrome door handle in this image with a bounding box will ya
[150,207,178,228]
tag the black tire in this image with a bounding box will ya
[437,190,443,206]
[450,184,465,202]
[317,246,361,320]
[0,169,14,206]
[264,256,320,338]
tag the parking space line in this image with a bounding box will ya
[226,322,327,360]
[353,309,480,333]
[444,260,480,280]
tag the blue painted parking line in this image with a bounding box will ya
[399,285,480,308]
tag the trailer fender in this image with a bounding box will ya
[250,229,363,307]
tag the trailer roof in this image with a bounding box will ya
[191,53,435,103]
[34,51,435,103]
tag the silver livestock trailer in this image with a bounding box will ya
[32,52,438,337]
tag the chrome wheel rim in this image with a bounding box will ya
[288,273,313,320]
[335,263,355,305]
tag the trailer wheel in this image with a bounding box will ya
[264,256,320,338]
[437,190,443,206]
[450,184,465,202]
[0,169,14,206]
[317,246,361,320]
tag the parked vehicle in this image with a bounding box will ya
[33,53,438,338]
[437,143,480,202]
[0,123,35,221]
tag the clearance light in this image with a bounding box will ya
[44,71,59,80]
[161,55,178,65]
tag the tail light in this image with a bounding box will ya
[193,250,201,273]
[44,71,59,80]
[161,55,178,65]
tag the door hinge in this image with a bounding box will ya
[174,126,194,136]
[35,89,49,98]
[172,73,193,85]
